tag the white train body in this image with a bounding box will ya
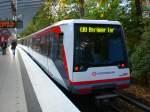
[19,19,130,94]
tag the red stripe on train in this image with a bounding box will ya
[62,45,70,81]
[77,84,129,94]
[69,77,130,86]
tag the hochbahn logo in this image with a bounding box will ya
[92,71,115,76]
[92,72,96,76]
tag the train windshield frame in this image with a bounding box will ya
[73,23,128,72]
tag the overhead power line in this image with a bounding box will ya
[0,0,10,5]
[0,7,11,10]
[18,5,41,10]
[22,0,43,4]
[17,2,43,8]
[0,3,11,8]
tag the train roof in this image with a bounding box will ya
[53,19,121,26]
[20,19,121,40]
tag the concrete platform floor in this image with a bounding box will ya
[0,47,28,112]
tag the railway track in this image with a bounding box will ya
[109,103,122,112]
[114,90,150,112]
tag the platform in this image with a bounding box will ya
[0,47,28,112]
[0,47,79,112]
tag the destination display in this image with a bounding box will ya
[0,20,23,28]
[79,26,115,33]
[0,20,16,28]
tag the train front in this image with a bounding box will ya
[70,22,130,94]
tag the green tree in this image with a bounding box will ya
[131,19,150,87]
[135,0,142,17]
[20,3,54,37]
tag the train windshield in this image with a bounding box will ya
[73,23,128,72]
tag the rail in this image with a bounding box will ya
[114,90,150,112]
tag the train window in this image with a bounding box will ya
[32,37,41,53]
[24,40,27,46]
[49,33,52,58]
[29,38,32,48]
[27,40,29,47]
[51,33,58,60]
[46,33,50,57]
[74,24,128,71]
[21,40,24,45]
[40,35,47,56]
[57,32,63,60]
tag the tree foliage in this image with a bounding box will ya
[131,19,150,87]
[20,3,54,37]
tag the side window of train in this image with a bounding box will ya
[51,32,58,60]
[31,38,35,49]
[57,32,63,60]
[40,35,47,56]
[27,39,30,47]
[29,38,32,48]
[32,37,41,53]
[24,40,27,46]
[45,35,49,56]
[47,33,51,57]
[49,32,54,58]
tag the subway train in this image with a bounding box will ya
[18,19,130,95]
